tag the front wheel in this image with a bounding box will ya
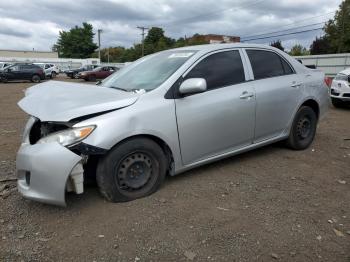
[96,138,167,202]
[286,106,317,150]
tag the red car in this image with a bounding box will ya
[78,66,118,81]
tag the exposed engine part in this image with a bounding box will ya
[66,163,84,194]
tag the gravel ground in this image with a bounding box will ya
[0,76,349,261]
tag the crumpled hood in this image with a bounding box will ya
[18,81,139,122]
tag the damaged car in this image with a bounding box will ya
[16,43,329,206]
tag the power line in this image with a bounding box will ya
[241,27,323,42]
[241,21,328,40]
[239,11,335,37]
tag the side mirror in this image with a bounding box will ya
[179,78,207,95]
[6,68,11,72]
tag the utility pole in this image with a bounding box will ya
[98,29,103,62]
[137,26,148,57]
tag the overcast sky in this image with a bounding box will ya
[0,0,342,51]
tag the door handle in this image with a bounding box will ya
[239,91,254,99]
[291,82,302,88]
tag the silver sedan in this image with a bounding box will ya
[16,43,329,206]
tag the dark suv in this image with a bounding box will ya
[0,64,45,83]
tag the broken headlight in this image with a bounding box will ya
[37,125,96,147]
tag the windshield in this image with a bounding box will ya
[335,73,349,81]
[101,50,196,92]
[93,66,102,72]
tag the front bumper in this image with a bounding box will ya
[16,142,82,206]
[330,84,350,101]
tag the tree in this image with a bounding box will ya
[323,0,350,53]
[53,23,98,58]
[270,40,284,51]
[289,44,310,56]
[309,36,333,55]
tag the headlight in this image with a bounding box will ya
[37,125,96,147]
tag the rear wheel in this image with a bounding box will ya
[31,74,41,83]
[51,71,57,78]
[73,73,79,79]
[331,98,346,108]
[286,106,317,150]
[96,138,167,202]
[0,76,7,83]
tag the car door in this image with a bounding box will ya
[6,65,21,80]
[175,49,256,165]
[244,49,303,142]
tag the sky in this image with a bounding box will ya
[0,0,343,52]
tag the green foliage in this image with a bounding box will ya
[309,36,333,55]
[309,0,350,54]
[95,28,210,63]
[289,44,310,56]
[323,0,350,53]
[270,40,284,51]
[53,23,98,58]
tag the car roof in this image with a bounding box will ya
[172,43,277,52]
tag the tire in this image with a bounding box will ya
[88,75,96,82]
[51,71,57,78]
[1,76,7,83]
[286,106,317,150]
[73,73,79,79]
[331,98,346,108]
[96,138,167,202]
[31,74,41,83]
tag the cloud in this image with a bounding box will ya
[0,0,343,51]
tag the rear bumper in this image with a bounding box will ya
[16,142,82,206]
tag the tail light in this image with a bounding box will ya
[324,77,332,88]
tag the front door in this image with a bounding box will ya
[175,50,256,165]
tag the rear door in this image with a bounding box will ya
[244,49,303,142]
[175,49,256,165]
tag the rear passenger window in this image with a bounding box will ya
[185,50,245,90]
[246,50,294,80]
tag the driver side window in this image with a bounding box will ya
[185,50,245,90]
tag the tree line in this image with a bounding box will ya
[53,0,350,61]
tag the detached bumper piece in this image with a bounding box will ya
[16,142,82,206]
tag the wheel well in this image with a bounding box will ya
[125,135,174,174]
[301,99,319,119]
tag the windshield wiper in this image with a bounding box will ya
[110,86,128,92]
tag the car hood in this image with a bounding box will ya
[18,81,140,122]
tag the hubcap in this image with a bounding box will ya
[117,152,153,191]
[297,116,311,139]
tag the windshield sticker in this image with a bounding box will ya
[168,52,194,58]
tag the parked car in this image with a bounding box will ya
[78,66,117,81]
[1,63,45,83]
[34,63,59,79]
[330,68,350,107]
[65,65,99,79]
[16,43,329,206]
